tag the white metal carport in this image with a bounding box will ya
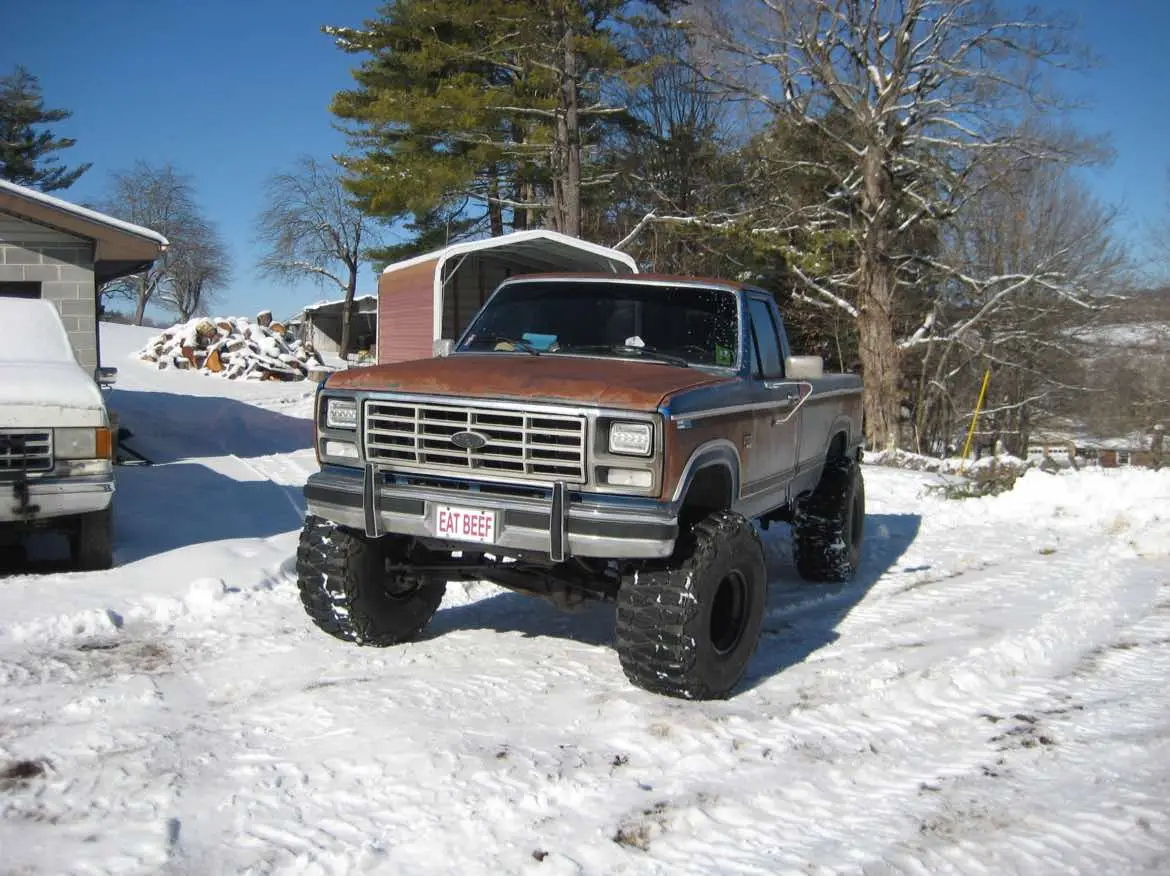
[376,230,637,364]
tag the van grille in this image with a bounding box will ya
[0,430,52,477]
[364,400,586,484]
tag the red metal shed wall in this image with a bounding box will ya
[378,258,438,364]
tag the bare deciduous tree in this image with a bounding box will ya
[908,163,1129,454]
[161,220,230,322]
[682,0,1093,448]
[98,161,209,325]
[1149,167,1170,281]
[256,156,377,360]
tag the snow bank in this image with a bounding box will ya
[997,467,1170,557]
[867,448,1031,476]
[136,316,326,381]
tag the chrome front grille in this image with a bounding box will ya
[0,430,52,476]
[364,400,586,484]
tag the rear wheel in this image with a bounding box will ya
[71,506,113,571]
[793,455,865,582]
[296,516,446,646]
[616,511,767,700]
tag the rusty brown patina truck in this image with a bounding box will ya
[297,275,864,699]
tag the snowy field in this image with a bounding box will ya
[1,322,1168,875]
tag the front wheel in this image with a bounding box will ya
[296,516,446,646]
[615,511,767,700]
[71,506,113,571]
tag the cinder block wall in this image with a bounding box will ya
[0,214,98,374]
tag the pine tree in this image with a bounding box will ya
[0,66,91,192]
[325,0,676,251]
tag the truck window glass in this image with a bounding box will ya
[747,299,782,378]
[460,281,739,369]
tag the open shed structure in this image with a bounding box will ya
[291,294,379,357]
[376,230,637,364]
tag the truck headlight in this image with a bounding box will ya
[55,427,112,459]
[608,421,652,456]
[323,440,359,460]
[325,398,358,430]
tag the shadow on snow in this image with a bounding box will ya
[1,387,311,575]
[107,388,312,463]
[0,463,308,575]
[111,463,307,564]
[427,512,922,695]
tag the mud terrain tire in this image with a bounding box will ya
[71,506,113,571]
[616,511,767,700]
[793,455,865,583]
[296,515,446,646]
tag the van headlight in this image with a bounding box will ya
[55,427,112,459]
[608,421,652,457]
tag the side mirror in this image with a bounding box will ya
[433,338,455,358]
[785,356,823,379]
[95,366,118,387]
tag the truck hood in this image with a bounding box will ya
[325,354,735,410]
[0,361,107,428]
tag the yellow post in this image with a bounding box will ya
[961,368,992,460]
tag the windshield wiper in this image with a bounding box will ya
[476,334,542,356]
[557,344,690,368]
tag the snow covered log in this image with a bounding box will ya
[137,317,326,381]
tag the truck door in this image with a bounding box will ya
[742,296,802,513]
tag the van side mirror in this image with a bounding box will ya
[95,366,118,387]
[785,356,823,379]
[433,339,455,357]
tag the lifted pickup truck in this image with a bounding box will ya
[298,275,864,699]
[0,297,115,570]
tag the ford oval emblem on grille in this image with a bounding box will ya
[451,430,489,451]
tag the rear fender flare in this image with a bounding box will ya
[801,415,861,499]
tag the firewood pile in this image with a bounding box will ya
[137,315,324,381]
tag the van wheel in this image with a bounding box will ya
[616,511,767,700]
[793,456,865,582]
[71,506,113,571]
[296,516,446,646]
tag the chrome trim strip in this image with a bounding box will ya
[363,463,384,539]
[669,383,859,422]
[742,466,796,498]
[550,481,566,562]
[670,400,788,421]
[803,386,863,401]
[355,390,636,420]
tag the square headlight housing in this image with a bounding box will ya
[608,421,653,457]
[325,397,358,430]
[55,427,112,460]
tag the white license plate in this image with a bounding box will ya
[435,505,497,544]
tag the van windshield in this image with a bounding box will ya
[459,281,740,369]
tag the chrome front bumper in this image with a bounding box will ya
[304,467,678,560]
[0,474,114,524]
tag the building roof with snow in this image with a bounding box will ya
[0,178,168,284]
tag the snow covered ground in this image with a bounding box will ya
[1,322,1167,875]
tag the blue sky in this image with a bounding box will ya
[2,0,1168,320]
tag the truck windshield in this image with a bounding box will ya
[459,281,740,369]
